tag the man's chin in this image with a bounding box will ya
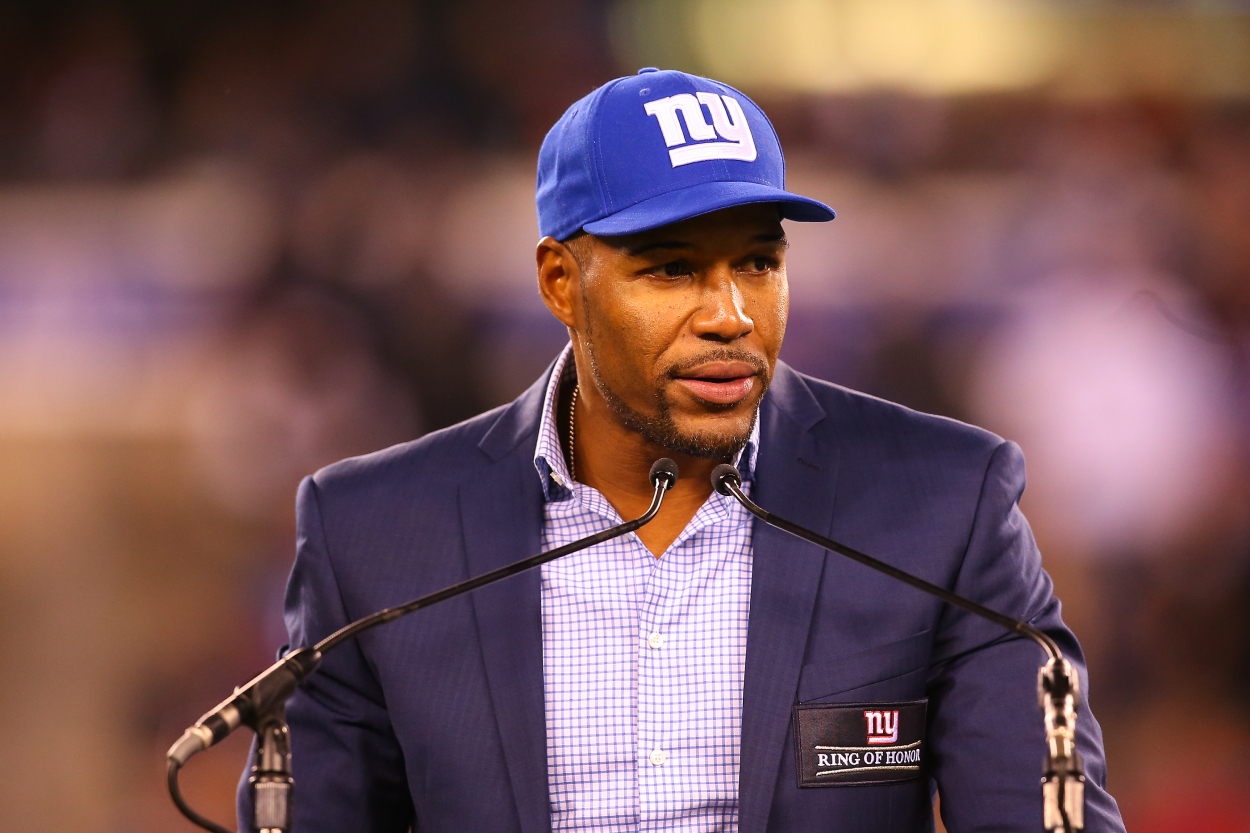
[665,435,750,461]
[655,415,755,461]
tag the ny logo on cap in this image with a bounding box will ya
[643,92,757,168]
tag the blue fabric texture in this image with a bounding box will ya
[535,68,834,241]
[237,358,1127,833]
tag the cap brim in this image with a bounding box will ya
[581,180,834,237]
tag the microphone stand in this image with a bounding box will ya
[168,459,680,833]
[710,464,1085,833]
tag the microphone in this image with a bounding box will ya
[168,459,680,833]
[648,456,680,490]
[166,648,321,767]
[711,464,1085,833]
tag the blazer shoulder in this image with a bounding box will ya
[309,403,510,502]
[781,372,1024,557]
[793,370,1009,470]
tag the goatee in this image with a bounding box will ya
[582,343,763,461]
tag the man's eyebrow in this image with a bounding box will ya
[753,232,788,246]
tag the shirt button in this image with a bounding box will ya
[649,748,667,766]
[647,632,665,650]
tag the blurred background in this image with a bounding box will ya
[0,0,1247,830]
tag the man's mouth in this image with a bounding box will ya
[672,361,759,406]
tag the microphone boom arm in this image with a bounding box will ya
[711,464,1085,833]
[315,463,672,656]
[168,459,680,833]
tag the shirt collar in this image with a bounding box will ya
[534,344,762,501]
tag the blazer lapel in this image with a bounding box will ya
[462,370,552,833]
[738,364,842,833]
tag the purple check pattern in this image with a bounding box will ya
[535,345,758,833]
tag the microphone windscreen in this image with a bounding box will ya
[711,464,742,495]
[649,458,680,489]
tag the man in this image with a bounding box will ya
[239,69,1125,832]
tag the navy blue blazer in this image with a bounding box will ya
[238,361,1124,832]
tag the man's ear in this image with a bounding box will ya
[537,236,580,328]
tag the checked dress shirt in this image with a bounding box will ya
[535,345,760,833]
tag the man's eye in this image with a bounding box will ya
[656,261,691,278]
[744,256,773,273]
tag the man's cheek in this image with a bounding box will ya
[607,313,668,367]
[756,301,788,359]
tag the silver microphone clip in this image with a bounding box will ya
[1040,657,1085,832]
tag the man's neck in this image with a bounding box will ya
[563,376,734,558]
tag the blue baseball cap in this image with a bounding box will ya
[536,68,835,241]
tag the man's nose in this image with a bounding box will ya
[691,269,754,341]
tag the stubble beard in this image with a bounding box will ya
[581,334,762,461]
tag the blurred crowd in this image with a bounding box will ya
[0,1,1248,831]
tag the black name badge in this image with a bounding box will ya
[794,699,928,787]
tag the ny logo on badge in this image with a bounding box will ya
[643,92,757,167]
[864,710,900,744]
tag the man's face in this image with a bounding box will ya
[567,203,788,459]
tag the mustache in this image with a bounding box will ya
[663,347,768,379]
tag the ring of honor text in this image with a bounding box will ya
[794,700,928,787]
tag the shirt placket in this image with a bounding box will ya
[635,500,725,830]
